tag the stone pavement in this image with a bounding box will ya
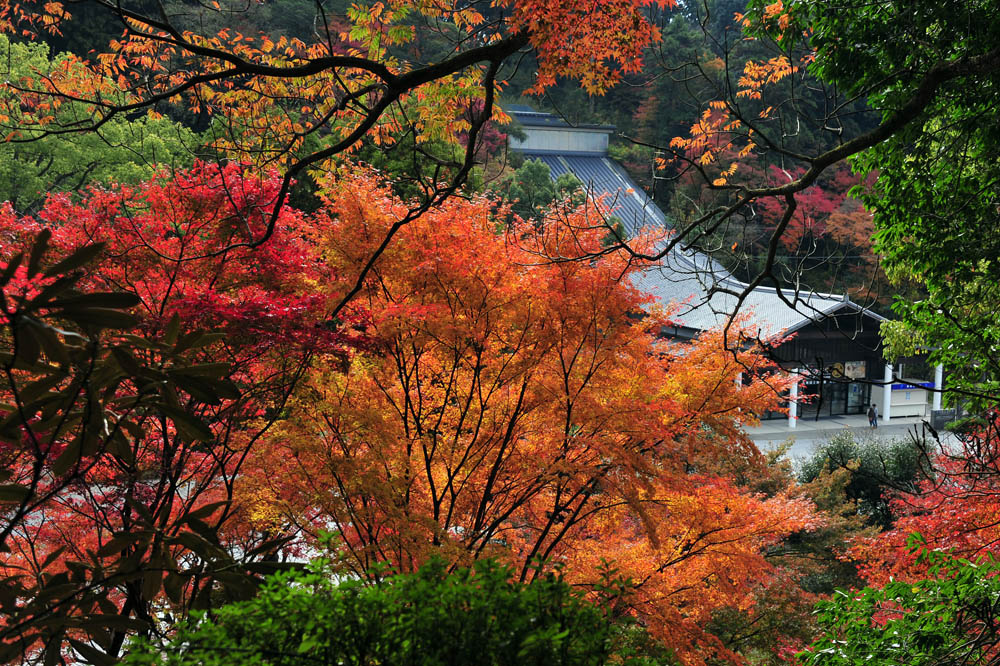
[744,413,953,462]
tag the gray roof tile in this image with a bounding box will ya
[519,150,879,336]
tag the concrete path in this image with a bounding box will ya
[745,413,952,462]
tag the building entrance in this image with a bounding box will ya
[797,376,870,420]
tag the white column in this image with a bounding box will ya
[882,362,893,423]
[735,372,743,388]
[932,364,943,411]
[788,369,799,429]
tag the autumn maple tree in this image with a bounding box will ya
[235,172,819,666]
[802,541,1000,666]
[0,163,828,665]
[788,417,1000,665]
[794,422,1000,666]
[0,163,369,663]
[0,0,840,658]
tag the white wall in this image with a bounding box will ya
[890,380,931,417]
[510,127,610,154]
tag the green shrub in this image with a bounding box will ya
[125,558,616,666]
[800,535,1000,666]
[799,432,929,529]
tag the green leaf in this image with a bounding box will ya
[105,429,136,466]
[244,534,295,559]
[18,373,66,404]
[141,570,162,600]
[212,570,252,590]
[244,561,302,575]
[181,501,230,524]
[50,437,83,478]
[167,373,240,405]
[185,518,216,542]
[57,308,139,330]
[27,228,52,279]
[13,325,42,366]
[168,374,224,405]
[40,546,67,572]
[171,532,226,561]
[174,331,226,354]
[111,347,144,377]
[31,274,80,309]
[163,314,181,348]
[49,292,141,310]
[157,404,214,442]
[31,581,78,605]
[42,243,105,279]
[95,532,140,558]
[30,322,72,366]
[169,363,231,379]
[68,639,114,666]
[119,418,146,442]
[163,571,186,604]
[73,615,149,633]
[0,484,32,503]
[123,496,156,526]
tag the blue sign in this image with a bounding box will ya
[891,382,934,390]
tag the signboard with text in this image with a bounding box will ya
[844,361,866,379]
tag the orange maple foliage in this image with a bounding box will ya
[2,0,675,181]
[660,5,805,188]
[662,52,798,187]
[240,173,818,666]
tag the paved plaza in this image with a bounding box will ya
[745,413,955,461]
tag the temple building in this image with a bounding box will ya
[506,105,942,424]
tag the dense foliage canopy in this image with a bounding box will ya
[0,163,820,664]
[3,0,1000,663]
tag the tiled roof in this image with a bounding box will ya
[631,265,871,337]
[511,110,882,337]
[506,105,615,130]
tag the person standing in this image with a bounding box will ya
[868,404,878,428]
